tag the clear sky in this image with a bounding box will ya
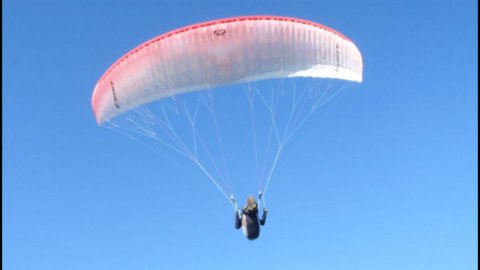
[3,0,478,269]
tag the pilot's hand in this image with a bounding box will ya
[263,207,268,212]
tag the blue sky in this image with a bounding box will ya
[3,1,477,269]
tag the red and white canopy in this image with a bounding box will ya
[92,16,363,124]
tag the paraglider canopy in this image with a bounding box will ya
[91,15,363,124]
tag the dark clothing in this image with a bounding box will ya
[235,207,267,240]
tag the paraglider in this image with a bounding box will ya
[92,15,363,239]
[234,195,268,240]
